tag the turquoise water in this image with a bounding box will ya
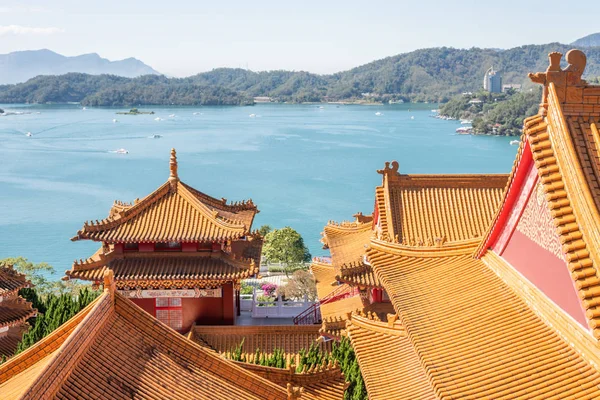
[0,103,518,279]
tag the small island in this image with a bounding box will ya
[116,108,155,115]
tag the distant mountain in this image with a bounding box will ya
[1,43,599,106]
[572,33,600,48]
[0,49,160,84]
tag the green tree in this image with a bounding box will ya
[257,224,273,237]
[262,227,311,277]
[1,257,92,297]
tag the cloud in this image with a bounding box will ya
[0,25,64,36]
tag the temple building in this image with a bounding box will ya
[311,49,600,399]
[0,265,35,359]
[65,149,262,331]
[0,271,347,399]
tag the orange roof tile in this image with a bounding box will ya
[311,261,338,299]
[0,285,290,399]
[72,149,258,244]
[0,264,30,296]
[0,325,28,359]
[479,51,600,337]
[66,250,257,283]
[337,261,382,288]
[376,161,507,244]
[0,297,35,330]
[362,239,600,399]
[190,325,330,366]
[234,361,346,400]
[323,219,372,269]
[346,314,435,400]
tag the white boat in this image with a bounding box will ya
[149,134,162,139]
[169,114,176,117]
[249,114,256,118]
[114,148,129,154]
[431,109,438,113]
[375,112,383,116]
[82,107,87,111]
[319,106,325,109]
[25,132,33,137]
[510,140,520,146]
[112,119,118,123]
[154,117,162,121]
[410,116,415,120]
[193,112,202,115]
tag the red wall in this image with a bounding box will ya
[129,283,236,332]
[502,230,587,327]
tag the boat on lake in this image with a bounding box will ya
[149,134,162,139]
[110,148,129,154]
[456,127,473,134]
[510,140,519,145]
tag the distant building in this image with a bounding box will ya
[483,67,502,93]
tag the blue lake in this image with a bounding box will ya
[0,103,518,279]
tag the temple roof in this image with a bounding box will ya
[354,239,600,399]
[336,261,381,288]
[0,264,30,297]
[235,362,346,400]
[479,50,600,337]
[72,149,258,244]
[0,276,290,400]
[345,314,435,400]
[376,163,507,244]
[0,297,35,330]
[322,218,372,269]
[189,325,331,366]
[65,250,257,283]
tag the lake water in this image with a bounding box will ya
[0,103,518,280]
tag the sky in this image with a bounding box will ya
[0,0,598,77]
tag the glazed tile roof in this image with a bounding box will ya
[0,264,30,296]
[478,55,600,337]
[72,149,258,244]
[190,325,330,366]
[0,281,290,399]
[235,362,346,400]
[66,251,257,282]
[345,314,435,400]
[337,261,382,288]
[376,161,507,244]
[0,297,35,330]
[0,325,28,359]
[322,219,372,269]
[311,261,338,300]
[359,239,600,399]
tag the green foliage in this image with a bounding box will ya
[332,337,368,400]
[297,343,330,372]
[2,44,599,105]
[1,257,94,297]
[15,287,99,355]
[440,88,541,136]
[230,338,246,362]
[256,294,276,306]
[257,224,273,237]
[240,282,254,295]
[262,227,311,277]
[0,73,254,106]
[267,266,285,273]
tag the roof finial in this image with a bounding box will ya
[169,148,178,181]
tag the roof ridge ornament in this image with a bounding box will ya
[528,49,587,113]
[169,148,179,187]
[377,160,399,176]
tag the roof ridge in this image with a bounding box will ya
[180,181,258,212]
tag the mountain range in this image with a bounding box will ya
[572,33,600,48]
[0,49,159,85]
[1,39,600,106]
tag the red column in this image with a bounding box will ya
[222,283,235,324]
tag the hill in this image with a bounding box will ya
[572,33,600,48]
[0,49,160,85]
[1,43,599,106]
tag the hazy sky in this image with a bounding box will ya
[0,0,597,77]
